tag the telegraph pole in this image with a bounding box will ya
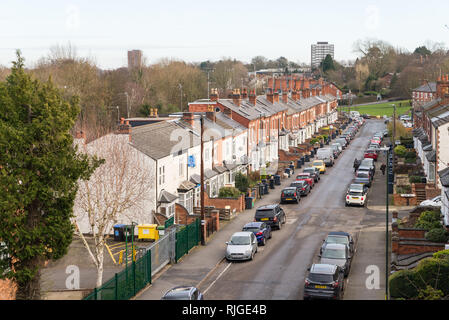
[200,114,205,245]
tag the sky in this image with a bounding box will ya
[1,0,449,69]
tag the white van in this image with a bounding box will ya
[316,148,334,167]
[349,111,360,119]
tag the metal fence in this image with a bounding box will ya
[175,218,201,263]
[84,249,151,300]
[143,227,176,277]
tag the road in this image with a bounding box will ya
[199,119,387,300]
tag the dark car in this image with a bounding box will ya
[320,232,355,256]
[242,222,272,246]
[290,180,311,196]
[303,167,320,182]
[354,171,372,188]
[319,243,352,277]
[280,187,301,204]
[303,264,345,300]
[254,204,286,230]
[161,286,204,300]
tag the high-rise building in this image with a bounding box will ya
[311,42,334,69]
[128,50,142,69]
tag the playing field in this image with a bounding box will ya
[340,100,411,117]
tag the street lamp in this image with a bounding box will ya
[380,145,392,300]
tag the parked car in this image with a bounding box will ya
[320,231,355,256]
[242,222,272,246]
[354,171,372,188]
[361,158,376,174]
[290,180,311,196]
[254,204,286,230]
[303,167,320,182]
[335,138,348,149]
[303,264,345,300]
[419,195,442,208]
[161,286,204,300]
[345,187,367,207]
[319,243,352,277]
[225,232,258,261]
[315,149,334,167]
[280,187,301,204]
[364,149,379,161]
[296,173,314,188]
[356,166,374,181]
[330,143,342,157]
[347,183,368,195]
[312,159,327,173]
[332,142,343,154]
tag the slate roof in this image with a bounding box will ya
[178,180,197,192]
[430,106,449,127]
[190,174,201,185]
[213,166,228,174]
[426,150,436,162]
[159,190,178,203]
[131,120,199,160]
[439,167,449,187]
[413,82,437,93]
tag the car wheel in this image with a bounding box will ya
[261,237,266,246]
[278,222,282,230]
[269,231,272,239]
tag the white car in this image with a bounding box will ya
[345,184,367,207]
[419,196,442,208]
[225,232,258,261]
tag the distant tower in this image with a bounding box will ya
[127,50,142,69]
[311,42,334,69]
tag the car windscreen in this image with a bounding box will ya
[282,189,296,196]
[162,292,190,300]
[308,273,334,284]
[303,168,314,174]
[297,175,309,179]
[229,235,251,245]
[313,162,323,166]
[356,172,369,178]
[255,209,275,218]
[327,236,349,245]
[243,227,260,232]
[290,182,304,188]
[349,191,363,196]
[322,248,346,259]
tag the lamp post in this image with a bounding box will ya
[200,114,205,245]
[380,146,391,300]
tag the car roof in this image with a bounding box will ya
[328,231,351,237]
[257,204,278,210]
[323,243,347,250]
[282,187,297,191]
[164,286,195,297]
[310,264,337,274]
[232,231,253,237]
[243,222,263,228]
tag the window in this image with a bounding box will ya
[429,163,435,182]
[205,148,210,163]
[159,166,165,185]
[178,190,193,214]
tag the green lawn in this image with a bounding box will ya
[341,100,411,117]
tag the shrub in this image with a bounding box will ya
[405,158,417,164]
[414,210,443,231]
[405,151,416,159]
[417,286,444,300]
[433,249,449,260]
[425,228,448,243]
[409,176,424,184]
[235,172,250,194]
[415,258,449,295]
[389,269,419,299]
[394,145,407,157]
[218,187,242,198]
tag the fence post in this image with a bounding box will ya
[148,250,152,284]
[115,273,118,300]
[94,287,98,300]
[133,261,136,297]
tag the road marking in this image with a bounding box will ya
[286,218,298,225]
[203,262,232,295]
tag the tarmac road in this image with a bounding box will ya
[200,119,387,300]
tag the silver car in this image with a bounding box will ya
[319,243,351,277]
[225,232,258,261]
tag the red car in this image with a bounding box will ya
[370,139,381,145]
[296,173,314,188]
[364,149,378,161]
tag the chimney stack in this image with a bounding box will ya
[206,111,216,122]
[249,89,257,105]
[291,91,298,101]
[267,88,274,104]
[241,88,248,99]
[282,91,288,104]
[116,120,132,137]
[182,112,195,127]
[232,89,242,106]
[210,88,219,102]
[273,91,280,103]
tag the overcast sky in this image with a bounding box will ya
[1,0,448,69]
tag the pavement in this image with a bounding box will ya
[135,119,394,301]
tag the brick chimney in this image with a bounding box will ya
[116,120,132,142]
[273,91,280,103]
[232,89,241,106]
[241,88,248,99]
[291,90,298,101]
[267,88,274,104]
[249,89,257,106]
[206,111,216,122]
[436,74,449,100]
[282,91,288,104]
[75,130,86,140]
[223,107,233,118]
[182,112,195,126]
[210,88,219,102]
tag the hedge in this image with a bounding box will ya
[389,269,419,299]
[425,228,448,243]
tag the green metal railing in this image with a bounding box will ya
[175,218,200,262]
[84,249,151,300]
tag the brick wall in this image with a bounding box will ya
[0,279,16,300]
[279,150,298,162]
[398,228,426,239]
[176,204,200,226]
[203,192,245,213]
[393,194,417,206]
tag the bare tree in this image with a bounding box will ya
[73,133,153,287]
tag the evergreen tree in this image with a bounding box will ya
[413,46,431,56]
[321,54,335,73]
[0,51,102,299]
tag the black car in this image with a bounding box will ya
[280,187,301,204]
[303,264,345,300]
[303,167,320,182]
[290,180,311,196]
[254,204,286,230]
[161,286,204,300]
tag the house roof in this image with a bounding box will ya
[426,150,436,162]
[213,166,228,174]
[430,106,449,127]
[439,167,449,187]
[159,190,178,203]
[204,168,218,179]
[178,180,197,192]
[190,174,201,185]
[131,120,200,160]
[413,82,437,93]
